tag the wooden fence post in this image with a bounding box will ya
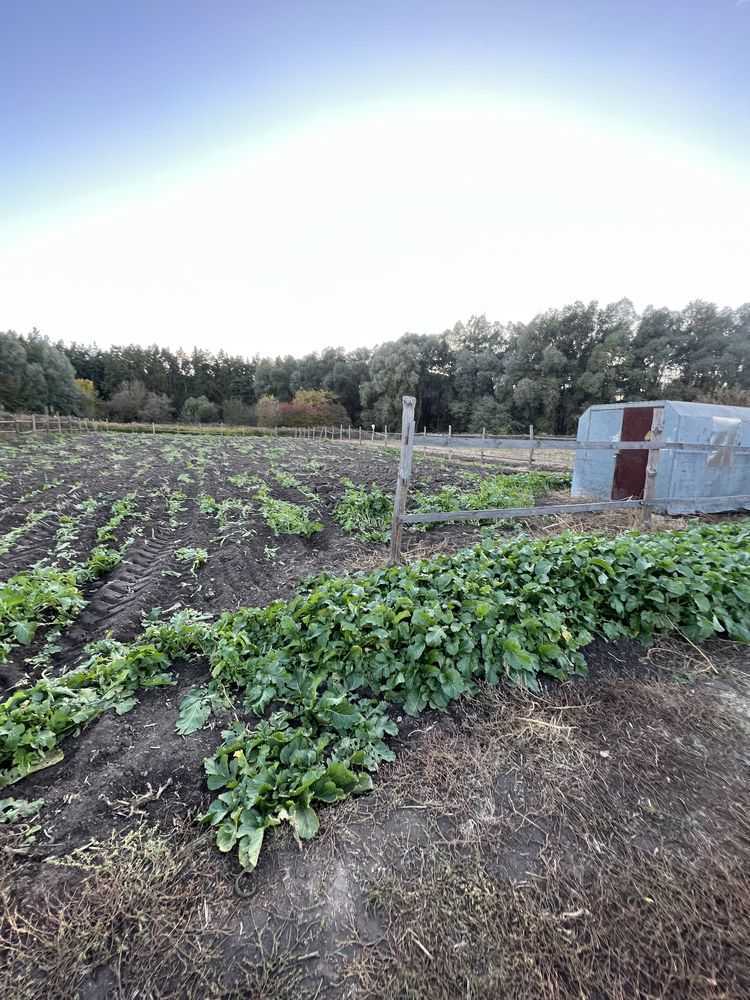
[31,414,37,433]
[371,425,375,442]
[385,425,388,447]
[642,410,664,529]
[481,426,486,465]
[528,425,534,468]
[389,396,416,565]
[56,414,62,433]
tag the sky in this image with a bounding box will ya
[1,1,749,357]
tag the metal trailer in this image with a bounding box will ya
[571,400,750,514]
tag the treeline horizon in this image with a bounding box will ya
[1,298,748,435]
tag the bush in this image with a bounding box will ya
[279,389,349,427]
[108,380,173,423]
[255,395,281,427]
[256,389,350,428]
[222,398,255,425]
[180,396,220,424]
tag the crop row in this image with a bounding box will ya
[1,520,748,869]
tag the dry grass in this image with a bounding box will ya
[0,822,318,1000]
[350,842,750,1000]
[341,668,750,999]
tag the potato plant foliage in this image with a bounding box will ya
[1,521,749,871]
[335,471,571,543]
[0,496,140,663]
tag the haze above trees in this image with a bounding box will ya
[1,299,748,434]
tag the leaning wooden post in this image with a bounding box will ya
[528,424,534,468]
[389,396,416,565]
[642,409,664,530]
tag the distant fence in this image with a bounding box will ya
[387,396,750,562]
[0,416,379,439]
[0,415,557,464]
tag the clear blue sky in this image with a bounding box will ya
[2,1,749,352]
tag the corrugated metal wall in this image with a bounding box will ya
[572,401,750,514]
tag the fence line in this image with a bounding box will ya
[4,415,750,464]
[400,495,750,527]
[0,415,546,451]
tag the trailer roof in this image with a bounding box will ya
[585,400,750,420]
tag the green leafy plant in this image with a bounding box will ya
[0,610,211,787]
[201,696,395,866]
[96,494,139,543]
[0,796,44,824]
[199,494,255,542]
[412,471,570,518]
[175,546,208,574]
[255,485,323,537]
[175,684,230,736]
[334,479,392,542]
[0,510,56,557]
[0,567,85,663]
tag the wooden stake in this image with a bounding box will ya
[642,408,664,529]
[528,424,534,468]
[389,396,416,564]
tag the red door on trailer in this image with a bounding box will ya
[611,407,654,499]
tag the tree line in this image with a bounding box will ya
[1,299,748,435]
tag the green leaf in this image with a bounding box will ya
[238,827,265,870]
[216,821,238,853]
[114,696,137,715]
[287,803,319,840]
[176,689,214,735]
[13,621,36,645]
